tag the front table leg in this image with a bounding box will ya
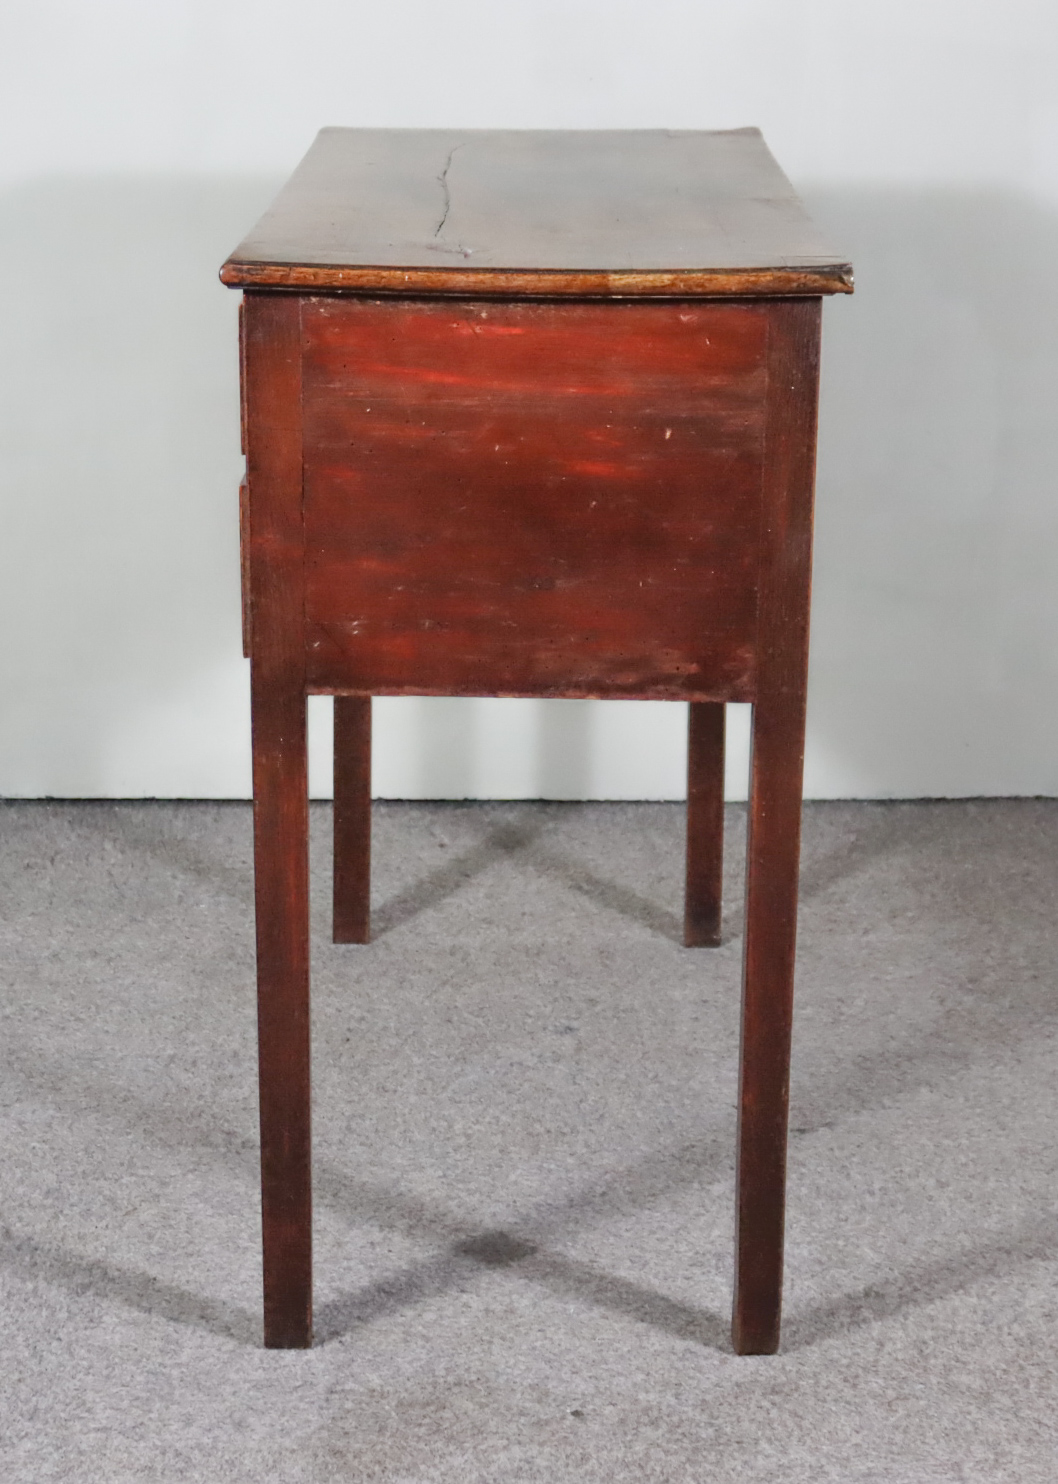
[731,295,820,1355]
[731,694,806,1354]
[251,669,312,1348]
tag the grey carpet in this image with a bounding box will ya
[1,799,1057,1483]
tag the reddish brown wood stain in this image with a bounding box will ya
[243,295,313,1350]
[302,298,768,700]
[229,126,850,1357]
[685,700,726,946]
[732,298,821,1356]
[332,695,372,944]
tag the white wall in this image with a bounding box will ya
[2,1,1057,799]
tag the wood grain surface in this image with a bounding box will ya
[231,123,842,1352]
[731,298,822,1357]
[221,128,852,298]
[243,295,313,1350]
[301,297,769,701]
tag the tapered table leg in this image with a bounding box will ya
[731,296,820,1356]
[252,670,312,1348]
[685,701,725,946]
[333,695,372,944]
[731,689,806,1355]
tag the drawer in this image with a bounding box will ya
[300,297,768,700]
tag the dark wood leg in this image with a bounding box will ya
[333,695,372,943]
[731,689,806,1355]
[252,669,312,1348]
[731,296,820,1357]
[684,700,725,946]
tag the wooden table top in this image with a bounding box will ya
[221,128,852,298]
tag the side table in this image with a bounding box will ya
[220,128,852,1353]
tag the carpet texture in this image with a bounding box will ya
[1,799,1056,1482]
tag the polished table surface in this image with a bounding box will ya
[222,127,851,1356]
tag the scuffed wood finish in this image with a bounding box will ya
[732,299,822,1357]
[333,696,372,944]
[226,262,850,298]
[226,128,848,1352]
[684,702,725,947]
[243,294,313,1350]
[221,128,852,299]
[302,298,768,700]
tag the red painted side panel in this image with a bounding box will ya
[300,298,768,700]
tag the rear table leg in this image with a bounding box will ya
[684,701,725,946]
[333,695,372,944]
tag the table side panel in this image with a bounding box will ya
[301,298,769,700]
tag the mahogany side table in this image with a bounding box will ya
[220,128,853,1353]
